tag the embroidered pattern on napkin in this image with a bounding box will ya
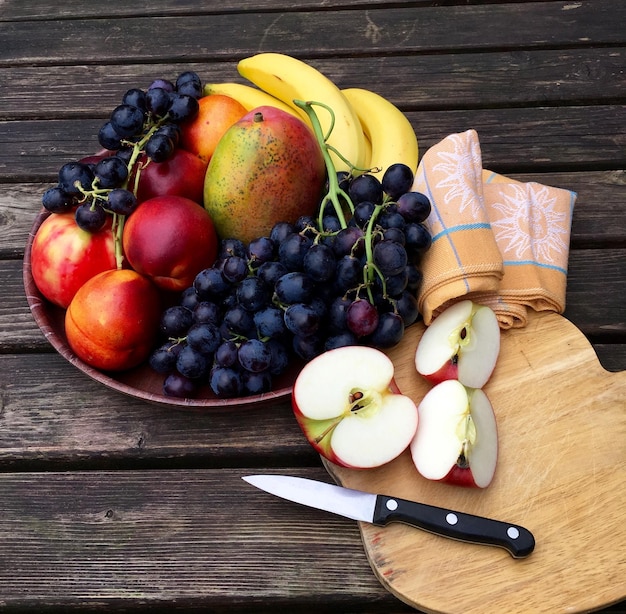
[413,129,576,329]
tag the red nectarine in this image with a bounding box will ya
[65,269,161,371]
[122,195,218,292]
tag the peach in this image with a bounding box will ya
[179,94,248,164]
[65,269,161,371]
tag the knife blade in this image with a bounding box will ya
[242,474,535,558]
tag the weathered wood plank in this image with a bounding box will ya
[2,105,625,182]
[2,2,625,67]
[0,341,619,468]
[0,467,623,613]
[4,248,626,349]
[2,48,625,121]
[3,171,624,261]
[0,352,315,469]
[1,0,429,21]
[563,248,626,339]
[3,245,626,351]
[0,467,417,613]
[594,344,626,374]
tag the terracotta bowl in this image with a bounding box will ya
[23,209,299,409]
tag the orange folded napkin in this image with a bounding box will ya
[478,169,576,328]
[412,129,576,329]
[411,129,504,325]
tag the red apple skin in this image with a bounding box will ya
[292,408,341,464]
[292,376,405,469]
[122,195,218,292]
[388,377,403,395]
[423,360,458,385]
[134,149,208,205]
[442,464,479,488]
[65,269,161,371]
[30,212,117,308]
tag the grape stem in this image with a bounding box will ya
[362,204,387,303]
[292,100,353,230]
[111,120,165,269]
[293,98,392,307]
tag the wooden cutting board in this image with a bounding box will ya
[325,311,626,614]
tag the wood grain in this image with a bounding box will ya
[2,49,624,121]
[5,246,626,353]
[3,105,625,181]
[3,171,625,261]
[3,2,625,67]
[327,311,626,614]
[0,0,624,610]
[0,467,415,613]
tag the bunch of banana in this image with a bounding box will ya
[236,53,367,174]
[203,82,304,123]
[342,87,419,180]
[203,53,418,177]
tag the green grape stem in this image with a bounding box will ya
[112,119,165,269]
[362,203,388,302]
[293,98,393,307]
[91,115,167,269]
[293,99,351,230]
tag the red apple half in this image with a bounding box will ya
[410,379,498,488]
[292,346,418,469]
[415,299,500,389]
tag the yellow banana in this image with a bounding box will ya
[362,132,372,171]
[237,53,367,173]
[203,82,305,123]
[341,88,418,180]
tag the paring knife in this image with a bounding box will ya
[242,474,535,558]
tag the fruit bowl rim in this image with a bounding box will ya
[23,208,297,410]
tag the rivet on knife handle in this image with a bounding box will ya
[373,495,535,558]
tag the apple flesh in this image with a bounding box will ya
[410,379,498,488]
[65,269,161,371]
[30,211,116,308]
[415,299,500,389]
[292,346,418,469]
[122,195,219,292]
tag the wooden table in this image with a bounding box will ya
[1,1,624,612]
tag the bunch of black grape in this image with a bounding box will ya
[149,162,432,399]
[41,71,202,233]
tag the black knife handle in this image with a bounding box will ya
[373,495,535,558]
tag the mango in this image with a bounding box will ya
[203,106,326,244]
